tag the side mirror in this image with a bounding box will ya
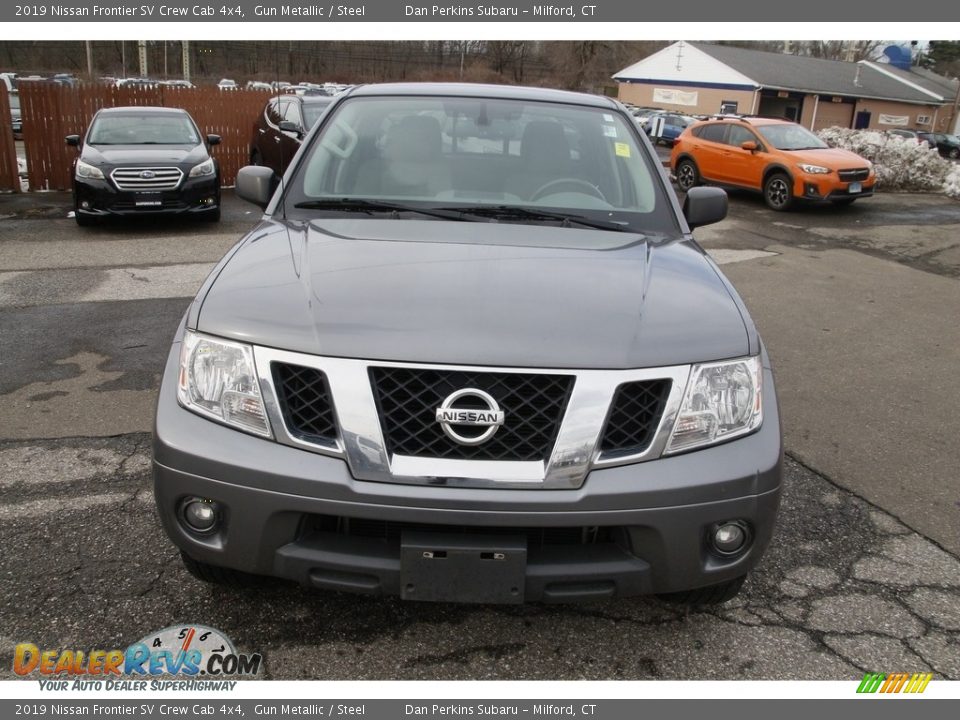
[207,134,221,146]
[683,186,728,229]
[65,135,80,147]
[741,140,758,152]
[278,120,302,136]
[236,165,277,209]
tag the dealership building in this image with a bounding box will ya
[614,42,960,134]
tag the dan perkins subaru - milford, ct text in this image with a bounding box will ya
[404,4,596,16]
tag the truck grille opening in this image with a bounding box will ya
[599,379,671,457]
[304,515,616,548]
[370,367,573,462]
[272,363,338,445]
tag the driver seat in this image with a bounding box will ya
[505,121,572,201]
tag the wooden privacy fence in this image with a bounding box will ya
[0,85,21,192]
[16,83,272,191]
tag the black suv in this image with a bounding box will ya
[67,106,221,226]
[249,94,333,175]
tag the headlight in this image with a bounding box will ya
[666,356,762,453]
[189,158,215,177]
[177,331,272,437]
[797,164,830,175]
[75,160,104,179]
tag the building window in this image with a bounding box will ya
[916,114,932,125]
[720,101,739,115]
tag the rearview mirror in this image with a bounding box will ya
[683,187,728,229]
[741,140,758,152]
[236,165,278,209]
[207,134,221,146]
[65,135,80,147]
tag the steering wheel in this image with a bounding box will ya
[530,178,606,202]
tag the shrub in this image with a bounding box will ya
[817,127,960,199]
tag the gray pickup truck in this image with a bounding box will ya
[153,83,782,605]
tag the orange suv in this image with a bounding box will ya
[671,116,876,210]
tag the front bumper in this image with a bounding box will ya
[796,174,876,201]
[73,174,219,218]
[154,341,783,602]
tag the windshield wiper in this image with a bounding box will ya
[440,205,629,232]
[292,198,471,222]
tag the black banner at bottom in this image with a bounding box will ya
[1,699,957,720]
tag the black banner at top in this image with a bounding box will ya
[1,0,954,23]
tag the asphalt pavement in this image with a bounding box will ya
[1,189,958,680]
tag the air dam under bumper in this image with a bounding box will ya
[154,345,782,603]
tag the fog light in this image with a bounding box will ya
[712,521,748,555]
[81,201,90,209]
[180,497,221,534]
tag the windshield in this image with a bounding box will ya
[756,123,829,150]
[302,100,332,129]
[285,95,676,234]
[87,113,200,145]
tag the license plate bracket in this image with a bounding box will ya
[848,181,862,194]
[400,531,527,604]
[134,193,163,207]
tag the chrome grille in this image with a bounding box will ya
[838,168,869,182]
[110,166,183,191]
[370,367,574,462]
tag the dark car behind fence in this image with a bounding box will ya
[3,82,271,192]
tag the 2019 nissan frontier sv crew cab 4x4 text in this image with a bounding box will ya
[153,83,782,606]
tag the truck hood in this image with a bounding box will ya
[196,219,752,369]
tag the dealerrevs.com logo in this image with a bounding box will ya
[14,625,261,691]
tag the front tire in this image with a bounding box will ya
[763,172,794,211]
[949,147,959,159]
[657,575,747,606]
[675,158,700,192]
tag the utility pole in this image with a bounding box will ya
[138,40,148,77]
[163,41,168,79]
[121,41,126,78]
[182,40,191,82]
[85,40,93,79]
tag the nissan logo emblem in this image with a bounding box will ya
[435,388,505,446]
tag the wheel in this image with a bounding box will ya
[203,206,221,223]
[180,551,262,588]
[530,178,606,202]
[831,197,857,207]
[75,212,94,227]
[675,158,700,192]
[949,147,959,159]
[763,172,794,211]
[657,575,747,606]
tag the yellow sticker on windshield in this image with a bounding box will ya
[615,142,631,157]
